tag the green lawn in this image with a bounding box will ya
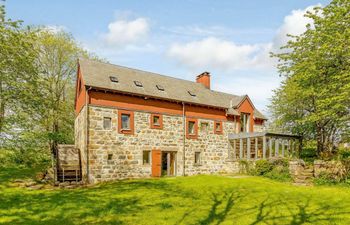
[1,167,350,225]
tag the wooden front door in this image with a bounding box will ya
[152,150,161,177]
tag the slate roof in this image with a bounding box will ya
[79,58,267,120]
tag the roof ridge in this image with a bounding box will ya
[79,57,204,87]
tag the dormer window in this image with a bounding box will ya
[110,76,118,83]
[134,81,143,87]
[156,84,164,91]
[188,91,196,97]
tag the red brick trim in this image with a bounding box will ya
[118,110,134,135]
[214,121,223,134]
[150,113,163,129]
[186,118,198,139]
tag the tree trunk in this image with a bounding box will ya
[316,125,325,156]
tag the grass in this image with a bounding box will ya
[1,166,350,225]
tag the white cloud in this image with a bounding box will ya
[167,4,320,71]
[102,17,150,47]
[43,25,67,34]
[168,37,270,71]
[273,4,320,50]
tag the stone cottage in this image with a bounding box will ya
[74,58,269,183]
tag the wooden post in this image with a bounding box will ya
[233,140,237,159]
[275,139,279,156]
[247,138,251,160]
[167,153,170,176]
[255,137,258,160]
[62,168,65,183]
[269,138,273,158]
[239,138,243,159]
[288,139,291,156]
[263,136,267,159]
[76,169,78,182]
[282,139,285,157]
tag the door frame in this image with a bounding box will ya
[161,151,177,176]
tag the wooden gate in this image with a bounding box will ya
[152,149,161,177]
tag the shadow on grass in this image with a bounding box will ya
[248,193,350,225]
[1,167,350,224]
[198,190,242,225]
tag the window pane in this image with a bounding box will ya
[195,152,200,164]
[121,114,130,129]
[153,116,160,125]
[103,117,111,129]
[143,151,150,164]
[189,121,195,134]
[241,113,250,132]
[216,122,221,131]
[246,114,250,132]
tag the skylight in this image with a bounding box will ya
[188,91,196,97]
[156,84,164,91]
[109,76,118,83]
[134,81,143,87]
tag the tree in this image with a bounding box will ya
[271,0,350,156]
[0,3,40,141]
[34,29,102,159]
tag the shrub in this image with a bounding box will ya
[339,147,350,159]
[265,165,292,182]
[239,160,252,174]
[254,160,273,175]
[300,147,317,163]
[249,159,291,182]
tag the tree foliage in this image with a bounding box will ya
[0,2,102,166]
[271,0,350,156]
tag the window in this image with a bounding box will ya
[214,121,223,134]
[150,114,163,129]
[153,116,160,125]
[118,110,134,134]
[186,118,198,139]
[110,76,118,83]
[188,121,195,134]
[134,80,143,87]
[195,152,201,164]
[156,84,164,91]
[200,122,209,133]
[103,117,111,130]
[143,151,150,165]
[107,153,113,160]
[240,113,250,133]
[121,114,130,130]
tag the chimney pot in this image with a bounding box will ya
[196,72,211,89]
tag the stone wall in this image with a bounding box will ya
[74,106,87,181]
[85,105,241,183]
[314,160,347,179]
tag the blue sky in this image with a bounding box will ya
[7,0,330,115]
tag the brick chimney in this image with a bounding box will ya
[196,72,211,89]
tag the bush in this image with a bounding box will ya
[339,147,350,159]
[300,147,317,163]
[254,160,273,175]
[265,165,292,182]
[249,159,292,182]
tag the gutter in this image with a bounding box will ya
[85,86,92,183]
[182,102,186,176]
